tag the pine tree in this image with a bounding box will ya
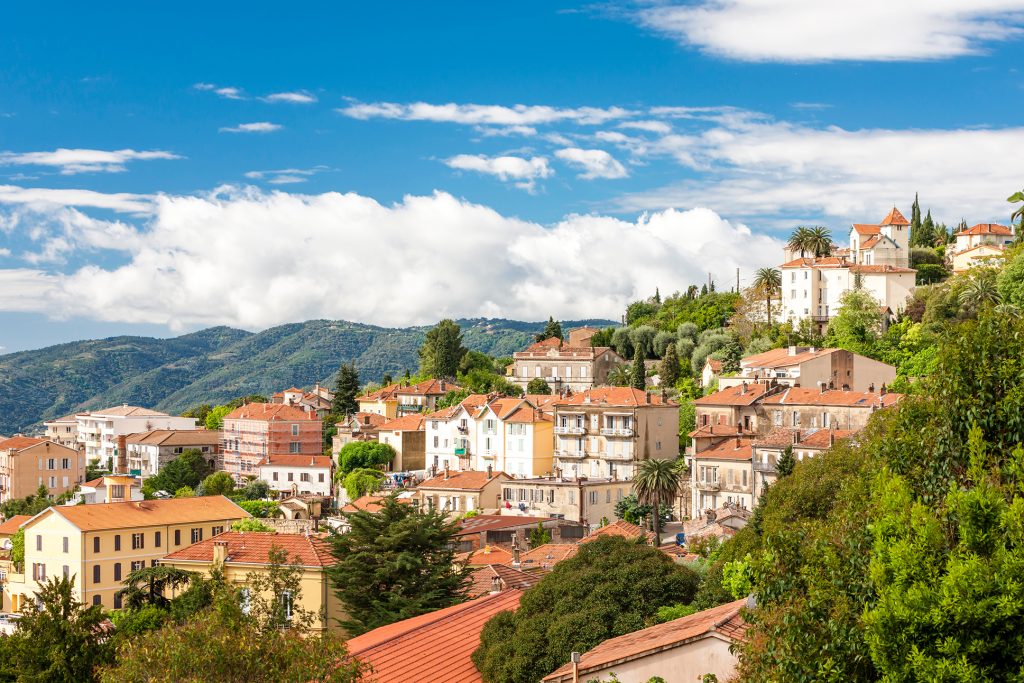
[630,347,646,390]
[700,284,708,296]
[776,445,796,477]
[660,343,681,387]
[535,317,563,342]
[418,319,467,379]
[709,280,716,292]
[332,362,360,417]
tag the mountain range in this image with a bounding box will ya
[0,318,615,435]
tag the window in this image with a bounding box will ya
[62,476,69,487]
[280,590,294,621]
[155,531,161,548]
[433,436,439,448]
[48,476,56,488]
[588,491,598,504]
[191,528,202,544]
[318,473,325,483]
[656,441,662,451]
[174,529,181,545]
[113,593,122,609]
[291,424,299,436]
[61,458,70,469]
[742,470,748,487]
[581,367,588,378]
[63,537,69,553]
[111,484,125,499]
[300,473,310,482]
[93,565,100,583]
[289,442,301,454]
[287,472,294,482]
[212,526,224,536]
[92,595,101,606]
[272,472,279,481]
[93,537,100,553]
[565,366,571,378]
[36,535,42,551]
[773,411,782,427]
[114,563,122,581]
[131,561,145,572]
[606,490,611,503]
[114,535,121,551]
[132,533,144,550]
[32,563,46,581]
[47,458,55,470]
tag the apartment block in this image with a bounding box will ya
[511,335,625,393]
[125,429,222,478]
[257,454,333,498]
[0,437,85,505]
[221,403,322,483]
[75,406,197,467]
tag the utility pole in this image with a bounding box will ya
[736,268,740,293]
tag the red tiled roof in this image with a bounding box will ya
[395,379,461,397]
[417,470,507,492]
[0,436,47,450]
[780,256,849,269]
[795,428,855,449]
[849,264,916,274]
[751,427,803,448]
[125,429,221,446]
[357,383,402,402]
[762,387,902,408]
[741,346,834,369]
[695,437,753,462]
[225,403,316,422]
[879,207,909,226]
[851,223,880,235]
[955,222,1013,236]
[162,531,335,567]
[457,545,515,566]
[512,543,578,569]
[347,590,523,683]
[694,382,772,407]
[89,405,170,418]
[467,564,541,597]
[580,519,654,544]
[955,243,1007,257]
[860,235,882,249]
[456,514,553,536]
[341,494,414,514]
[0,515,31,535]
[688,424,752,439]
[555,387,674,407]
[32,496,248,532]
[544,599,748,682]
[705,358,723,372]
[256,454,332,468]
[379,414,426,432]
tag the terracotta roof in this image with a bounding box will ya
[780,256,850,269]
[357,383,402,402]
[338,411,390,429]
[955,222,1013,236]
[395,379,461,397]
[456,514,553,536]
[224,403,316,422]
[0,436,47,450]
[544,599,748,682]
[580,519,654,544]
[43,413,83,424]
[849,264,916,274]
[751,427,803,448]
[417,470,506,492]
[851,223,880,235]
[955,243,1007,256]
[762,386,902,408]
[256,454,332,468]
[879,207,909,226]
[555,387,674,407]
[741,346,834,369]
[695,437,754,462]
[795,428,855,449]
[456,545,515,566]
[511,543,578,569]
[89,405,171,418]
[705,358,723,372]
[162,531,335,567]
[82,477,105,489]
[467,564,542,597]
[125,429,221,447]
[860,235,882,249]
[346,590,523,683]
[379,414,426,432]
[688,424,752,439]
[28,495,249,531]
[0,515,31,535]
[693,382,772,407]
[341,494,414,514]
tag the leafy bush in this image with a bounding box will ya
[237,500,280,518]
[337,441,396,474]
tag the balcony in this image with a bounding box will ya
[603,451,635,461]
[554,426,586,436]
[555,450,586,459]
[696,480,720,492]
[753,460,776,474]
[600,427,634,438]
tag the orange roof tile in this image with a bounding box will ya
[417,470,507,492]
[860,235,882,249]
[379,414,426,432]
[879,207,909,226]
[256,454,332,468]
[225,403,316,422]
[849,264,916,274]
[544,599,747,682]
[162,531,335,567]
[28,495,249,532]
[741,346,834,369]
[0,436,47,450]
[394,379,461,397]
[511,543,578,569]
[341,494,414,514]
[357,383,402,402]
[456,514,553,536]
[89,405,171,417]
[688,424,752,439]
[346,590,523,683]
[851,223,881,235]
[555,387,674,407]
[125,429,221,447]
[780,256,850,269]
[762,387,902,408]
[580,519,654,544]
[751,427,804,448]
[955,222,1014,236]
[693,382,772,407]
[467,564,542,597]
[0,515,31,536]
[456,545,515,566]
[695,437,754,462]
[795,428,855,449]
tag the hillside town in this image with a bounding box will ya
[3,201,1022,682]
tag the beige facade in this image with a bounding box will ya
[692,438,755,513]
[512,336,625,393]
[498,477,630,527]
[414,469,511,516]
[952,244,1007,274]
[0,438,85,505]
[125,429,222,478]
[553,388,679,481]
[75,406,197,466]
[2,496,248,612]
[42,415,81,450]
[729,346,897,393]
[762,386,900,431]
[376,415,426,473]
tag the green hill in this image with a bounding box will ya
[0,317,614,434]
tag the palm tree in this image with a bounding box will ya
[1009,189,1024,239]
[606,364,630,387]
[787,226,812,257]
[634,458,683,541]
[805,226,833,257]
[752,267,782,326]
[958,270,1001,313]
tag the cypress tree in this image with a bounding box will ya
[630,347,646,390]
[660,343,680,387]
[776,445,796,477]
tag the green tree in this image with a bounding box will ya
[824,288,884,356]
[634,458,682,538]
[787,226,832,258]
[118,565,201,611]
[199,471,235,497]
[526,377,552,394]
[997,246,1024,307]
[337,441,396,474]
[332,361,360,417]
[529,521,551,547]
[143,449,212,496]
[1,576,111,682]
[10,526,25,570]
[775,445,796,477]
[418,319,467,379]
[752,267,781,326]
[342,467,386,500]
[659,343,681,387]
[181,403,212,424]
[909,192,922,245]
[238,479,270,500]
[173,486,195,498]
[244,545,322,632]
[204,404,232,431]
[1008,188,1024,233]
[328,495,469,634]
[232,517,274,531]
[958,268,1001,313]
[472,536,700,683]
[606,364,630,387]
[535,316,563,342]
[630,347,646,390]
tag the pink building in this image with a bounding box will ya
[221,403,322,482]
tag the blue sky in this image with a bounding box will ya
[2,1,1023,352]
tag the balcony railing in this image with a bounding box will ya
[555,450,586,459]
[603,451,635,461]
[753,460,776,474]
[696,480,720,492]
[600,427,634,438]
[554,426,586,435]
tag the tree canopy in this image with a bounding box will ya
[418,319,467,379]
[332,361,360,417]
[142,449,212,497]
[336,440,396,474]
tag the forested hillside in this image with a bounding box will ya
[0,317,614,434]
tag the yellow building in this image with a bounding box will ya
[2,495,248,612]
[161,531,345,633]
[356,384,401,419]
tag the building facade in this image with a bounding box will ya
[42,414,82,450]
[375,414,426,473]
[221,403,322,483]
[257,454,333,498]
[728,346,897,393]
[0,437,85,505]
[125,429,222,478]
[511,336,625,393]
[413,469,510,516]
[75,406,197,467]
[498,476,630,527]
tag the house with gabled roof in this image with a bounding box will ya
[511,334,625,393]
[727,346,896,393]
[222,403,322,483]
[414,468,511,516]
[0,436,85,505]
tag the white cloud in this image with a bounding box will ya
[261,91,317,104]
[244,167,326,185]
[636,1,1024,62]
[0,248,10,257]
[338,101,637,126]
[0,148,181,174]
[619,120,672,134]
[474,125,539,137]
[0,189,779,329]
[219,122,283,134]
[554,148,629,179]
[0,185,153,214]
[445,154,553,191]
[193,83,245,99]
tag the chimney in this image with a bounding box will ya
[116,435,128,474]
[880,383,887,396]
[787,345,797,356]
[736,423,742,434]
[486,464,493,478]
[212,540,228,565]
[819,381,826,394]
[490,576,502,593]
[868,383,875,393]
[511,535,521,567]
[734,436,741,448]
[443,466,449,480]
[829,430,835,447]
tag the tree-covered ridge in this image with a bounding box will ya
[0,317,614,434]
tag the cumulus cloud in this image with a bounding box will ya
[0,148,181,174]
[338,101,636,126]
[261,91,317,104]
[619,120,672,134]
[0,185,153,214]
[194,82,245,99]
[0,190,780,330]
[219,122,283,134]
[554,148,628,179]
[636,1,1024,62]
[445,154,553,191]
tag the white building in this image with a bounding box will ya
[76,406,197,466]
[257,454,333,498]
[124,429,222,478]
[952,223,1014,254]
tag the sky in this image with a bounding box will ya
[1,1,1024,352]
